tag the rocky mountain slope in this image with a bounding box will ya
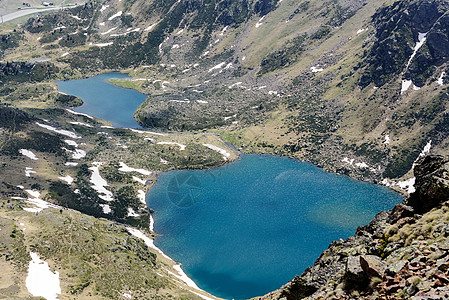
[257,155,449,299]
[1,0,447,186]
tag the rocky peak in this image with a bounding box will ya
[407,155,449,214]
[360,0,449,88]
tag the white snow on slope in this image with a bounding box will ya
[100,204,111,214]
[58,175,74,184]
[311,66,324,72]
[133,176,147,185]
[127,228,170,259]
[108,11,122,21]
[401,79,413,94]
[69,121,93,127]
[100,26,117,35]
[406,32,427,69]
[94,42,114,47]
[138,190,146,206]
[25,167,36,177]
[418,140,432,158]
[437,72,445,86]
[89,163,114,201]
[203,144,230,160]
[255,16,265,28]
[26,252,61,300]
[36,123,81,139]
[119,162,151,176]
[145,23,158,31]
[397,177,416,194]
[157,142,186,150]
[19,149,38,160]
[65,109,94,119]
[208,62,226,72]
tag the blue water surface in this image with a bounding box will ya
[147,154,403,299]
[57,72,147,128]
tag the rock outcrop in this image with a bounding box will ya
[258,155,449,299]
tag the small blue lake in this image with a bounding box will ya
[57,72,147,128]
[147,154,403,299]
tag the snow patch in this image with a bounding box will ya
[100,26,117,35]
[311,66,324,72]
[138,190,146,206]
[437,72,445,86]
[100,4,109,12]
[355,162,368,169]
[108,11,122,21]
[128,128,165,136]
[169,99,190,103]
[63,147,86,160]
[64,140,78,147]
[406,32,427,69]
[94,42,113,47]
[19,149,38,160]
[143,23,158,31]
[61,52,69,57]
[157,142,186,150]
[69,121,93,128]
[119,162,152,176]
[89,163,114,201]
[65,109,94,119]
[100,204,111,214]
[220,26,228,36]
[224,114,237,121]
[255,16,265,28]
[24,190,61,212]
[53,26,66,31]
[58,175,74,184]
[342,157,354,165]
[133,176,147,185]
[36,122,81,139]
[397,177,416,194]
[418,140,432,158]
[384,135,390,145]
[357,28,366,34]
[229,82,242,88]
[401,79,413,94]
[127,208,139,217]
[25,167,36,177]
[208,62,226,72]
[203,144,230,160]
[26,252,61,300]
[65,162,78,167]
[127,228,171,259]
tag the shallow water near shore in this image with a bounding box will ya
[57,72,146,128]
[147,154,403,299]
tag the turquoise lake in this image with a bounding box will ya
[57,72,147,128]
[147,154,403,299]
[56,73,403,299]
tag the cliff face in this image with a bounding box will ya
[259,155,449,299]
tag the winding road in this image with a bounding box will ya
[1,4,81,24]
